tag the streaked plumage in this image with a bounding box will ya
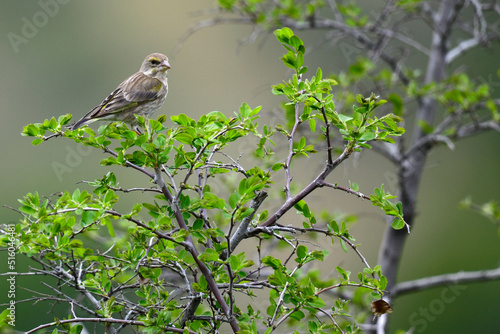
[71,53,170,131]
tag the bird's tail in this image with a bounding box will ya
[70,117,96,130]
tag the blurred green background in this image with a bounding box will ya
[1,1,499,333]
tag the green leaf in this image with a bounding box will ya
[338,114,353,123]
[290,310,305,321]
[356,94,365,104]
[340,239,348,253]
[258,210,268,222]
[68,239,83,248]
[298,136,306,150]
[272,163,284,171]
[104,218,115,237]
[171,113,194,126]
[295,51,304,70]
[274,27,294,44]
[81,210,97,225]
[329,220,339,234]
[359,131,376,141]
[238,103,250,118]
[238,207,254,219]
[315,67,323,81]
[388,93,404,116]
[380,275,388,290]
[174,133,193,145]
[297,245,308,259]
[289,35,304,51]
[309,118,316,132]
[44,252,59,260]
[272,269,288,286]
[198,248,220,262]
[305,296,326,308]
[22,124,39,136]
[262,256,283,270]
[19,205,36,215]
[391,218,406,230]
[229,192,239,209]
[336,266,346,278]
[281,51,297,70]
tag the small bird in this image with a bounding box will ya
[71,53,171,132]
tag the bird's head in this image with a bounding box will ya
[140,53,171,78]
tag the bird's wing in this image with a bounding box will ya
[122,72,163,102]
[88,72,162,119]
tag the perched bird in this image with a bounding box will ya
[71,53,170,132]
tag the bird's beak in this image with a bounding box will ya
[162,60,171,70]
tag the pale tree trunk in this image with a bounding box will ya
[374,1,465,333]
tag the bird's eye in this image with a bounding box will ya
[150,58,161,65]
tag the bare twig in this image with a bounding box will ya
[284,101,302,201]
[319,180,370,200]
[316,282,382,296]
[317,307,345,334]
[25,317,197,334]
[103,147,155,179]
[392,267,500,296]
[268,265,300,329]
[154,168,241,333]
[261,147,351,228]
[224,191,268,258]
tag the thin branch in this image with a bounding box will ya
[404,133,455,158]
[5,290,95,317]
[223,191,268,259]
[271,304,299,332]
[181,294,203,328]
[392,267,500,296]
[316,307,345,334]
[284,102,302,201]
[470,0,488,38]
[54,265,101,309]
[260,147,351,228]
[269,265,300,329]
[154,168,240,333]
[178,126,242,198]
[319,180,371,200]
[316,100,333,165]
[216,281,271,289]
[174,16,253,57]
[109,186,162,194]
[42,132,63,141]
[3,204,23,215]
[278,16,412,85]
[162,164,179,194]
[369,25,431,59]
[40,281,97,316]
[446,37,482,63]
[182,8,413,85]
[373,0,397,28]
[103,147,155,179]
[326,0,344,22]
[48,206,184,246]
[316,282,382,296]
[250,223,373,271]
[454,120,500,138]
[25,317,197,334]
